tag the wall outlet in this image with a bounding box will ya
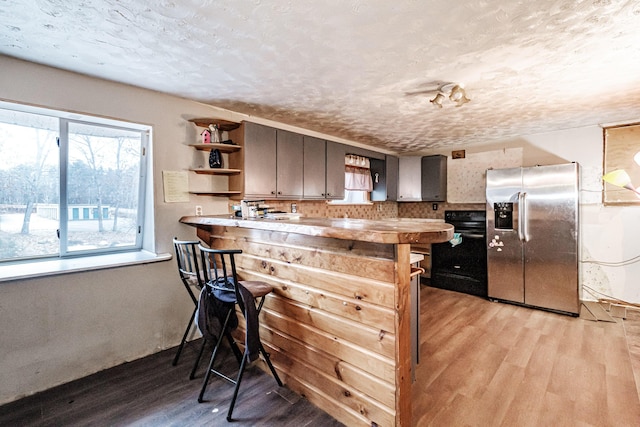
[432,203,438,210]
[195,205,203,216]
[291,203,297,213]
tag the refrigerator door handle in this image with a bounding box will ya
[518,191,529,242]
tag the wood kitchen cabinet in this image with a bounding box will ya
[397,155,447,201]
[242,122,277,198]
[303,136,326,199]
[303,137,345,200]
[240,122,303,199]
[398,156,422,201]
[371,155,398,202]
[421,154,447,201]
[276,130,304,198]
[325,141,346,200]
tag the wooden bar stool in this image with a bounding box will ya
[197,244,283,421]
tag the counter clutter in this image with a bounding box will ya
[179,215,452,426]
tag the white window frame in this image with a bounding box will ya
[0,101,167,282]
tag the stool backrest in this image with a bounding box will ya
[173,238,204,295]
[198,245,246,312]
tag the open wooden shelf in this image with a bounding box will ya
[188,118,241,131]
[189,143,241,153]
[188,190,242,196]
[189,168,241,175]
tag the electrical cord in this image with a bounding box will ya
[581,254,640,267]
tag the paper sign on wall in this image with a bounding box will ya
[162,170,189,203]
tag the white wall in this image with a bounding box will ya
[0,56,242,404]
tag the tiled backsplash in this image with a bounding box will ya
[235,200,484,220]
[397,202,486,219]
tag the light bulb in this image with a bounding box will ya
[603,169,632,187]
[449,85,464,102]
[430,92,445,108]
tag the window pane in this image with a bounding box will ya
[0,109,59,260]
[66,122,142,253]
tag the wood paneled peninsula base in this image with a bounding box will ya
[179,215,453,426]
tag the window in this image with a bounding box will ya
[330,190,371,204]
[329,154,373,205]
[0,102,149,263]
[603,123,640,205]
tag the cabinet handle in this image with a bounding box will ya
[277,191,282,195]
[271,191,276,195]
[326,193,331,197]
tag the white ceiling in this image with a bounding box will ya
[2,0,640,154]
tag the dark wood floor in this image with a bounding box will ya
[0,339,344,426]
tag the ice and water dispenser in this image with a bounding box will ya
[493,202,514,230]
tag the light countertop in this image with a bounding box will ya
[180,215,453,245]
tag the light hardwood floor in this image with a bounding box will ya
[414,286,640,427]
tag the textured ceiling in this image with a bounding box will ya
[2,0,640,154]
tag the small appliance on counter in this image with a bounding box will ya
[240,199,266,218]
[236,200,293,219]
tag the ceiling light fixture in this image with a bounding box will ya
[430,83,471,108]
[601,151,640,197]
[602,169,640,196]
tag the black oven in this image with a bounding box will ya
[430,210,487,297]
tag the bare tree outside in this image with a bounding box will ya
[1,108,144,261]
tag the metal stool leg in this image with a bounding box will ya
[227,353,249,421]
[259,343,283,386]
[172,306,198,366]
[190,338,208,380]
[198,307,234,403]
[226,331,244,364]
[191,332,243,380]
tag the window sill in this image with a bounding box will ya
[0,251,172,283]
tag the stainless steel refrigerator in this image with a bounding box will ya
[485,163,580,315]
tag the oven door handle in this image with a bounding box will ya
[458,232,485,239]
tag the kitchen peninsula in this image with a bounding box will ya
[180,215,453,426]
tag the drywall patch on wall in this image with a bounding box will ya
[447,147,522,203]
[579,164,603,205]
[580,247,613,301]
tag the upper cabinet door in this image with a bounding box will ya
[398,157,422,201]
[370,155,398,202]
[276,130,303,198]
[303,136,326,199]
[386,155,399,201]
[325,141,345,200]
[244,122,277,198]
[421,155,447,201]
